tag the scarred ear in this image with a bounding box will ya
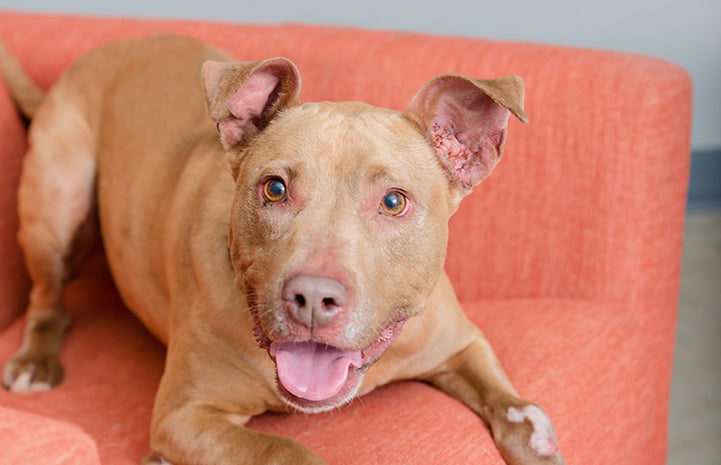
[202,57,301,177]
[406,74,528,193]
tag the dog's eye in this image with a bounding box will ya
[262,177,287,203]
[380,191,408,216]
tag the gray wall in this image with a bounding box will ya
[1,0,719,150]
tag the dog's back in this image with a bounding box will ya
[87,37,235,339]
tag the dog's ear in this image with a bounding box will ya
[406,74,528,193]
[202,57,300,174]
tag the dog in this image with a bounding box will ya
[1,35,565,465]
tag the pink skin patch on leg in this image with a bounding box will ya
[507,405,559,456]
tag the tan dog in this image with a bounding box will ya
[1,36,564,465]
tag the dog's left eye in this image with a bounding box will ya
[380,191,408,216]
[262,177,287,203]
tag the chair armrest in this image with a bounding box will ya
[0,406,101,465]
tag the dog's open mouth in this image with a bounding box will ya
[270,341,361,401]
[261,320,405,410]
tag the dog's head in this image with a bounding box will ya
[202,58,527,412]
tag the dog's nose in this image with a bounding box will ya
[282,275,348,328]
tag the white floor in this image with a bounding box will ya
[668,211,721,465]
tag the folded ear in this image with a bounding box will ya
[202,57,300,177]
[406,74,528,193]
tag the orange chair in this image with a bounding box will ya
[0,10,692,465]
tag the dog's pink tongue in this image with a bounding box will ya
[270,341,362,402]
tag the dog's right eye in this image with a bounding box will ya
[380,190,409,216]
[262,177,287,203]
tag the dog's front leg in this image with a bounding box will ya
[148,402,327,465]
[146,336,328,465]
[426,334,566,465]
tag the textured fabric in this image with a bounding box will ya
[0,405,100,465]
[0,10,692,465]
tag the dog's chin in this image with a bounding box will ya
[254,319,405,413]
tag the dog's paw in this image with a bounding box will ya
[3,351,64,392]
[491,403,566,465]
